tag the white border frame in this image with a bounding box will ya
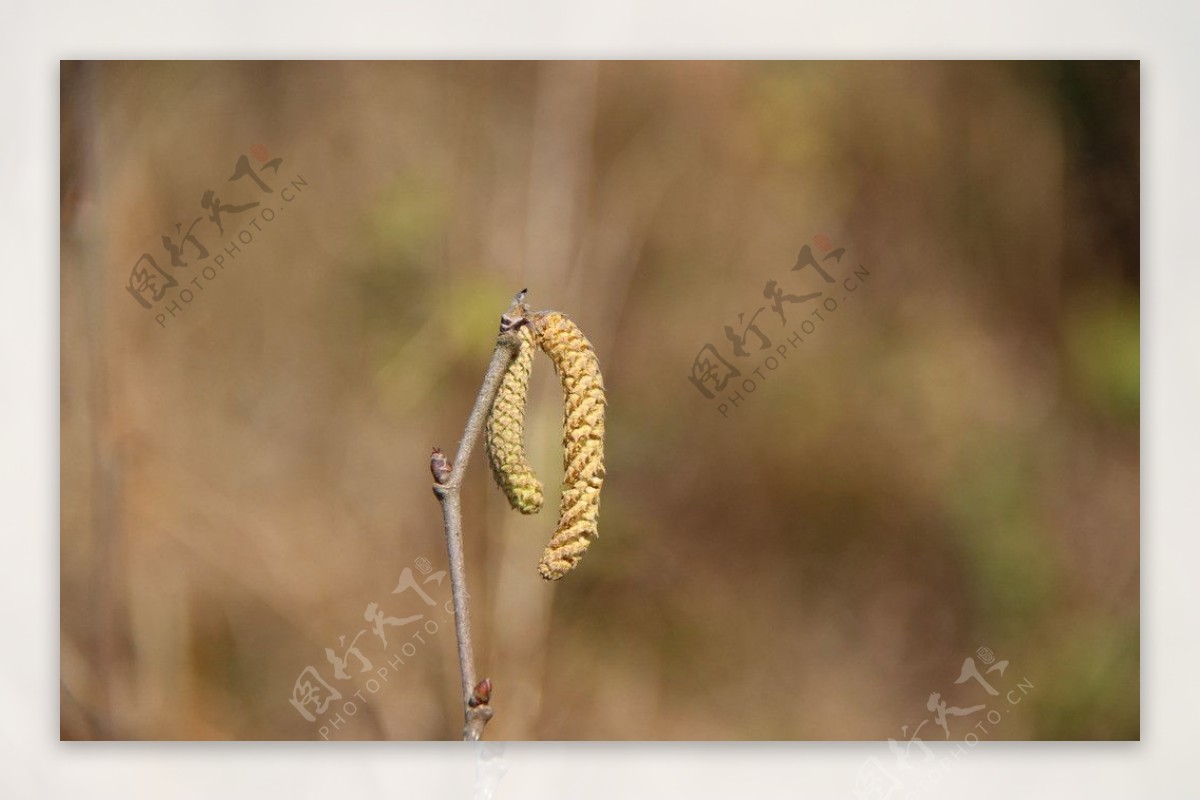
[3,1,1194,796]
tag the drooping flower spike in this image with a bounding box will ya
[484,318,545,515]
[529,310,606,581]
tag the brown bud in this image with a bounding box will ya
[430,447,452,485]
[468,677,492,707]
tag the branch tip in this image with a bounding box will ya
[499,290,531,335]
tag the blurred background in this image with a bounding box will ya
[60,61,1139,740]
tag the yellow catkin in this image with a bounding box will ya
[533,311,606,580]
[485,323,545,514]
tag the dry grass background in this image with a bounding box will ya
[60,60,1139,740]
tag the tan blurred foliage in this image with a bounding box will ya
[60,61,1138,740]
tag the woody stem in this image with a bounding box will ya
[431,291,525,741]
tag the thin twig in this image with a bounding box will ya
[431,289,527,740]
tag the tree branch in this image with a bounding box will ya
[431,289,527,740]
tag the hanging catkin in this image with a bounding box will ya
[484,322,545,514]
[532,311,607,580]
